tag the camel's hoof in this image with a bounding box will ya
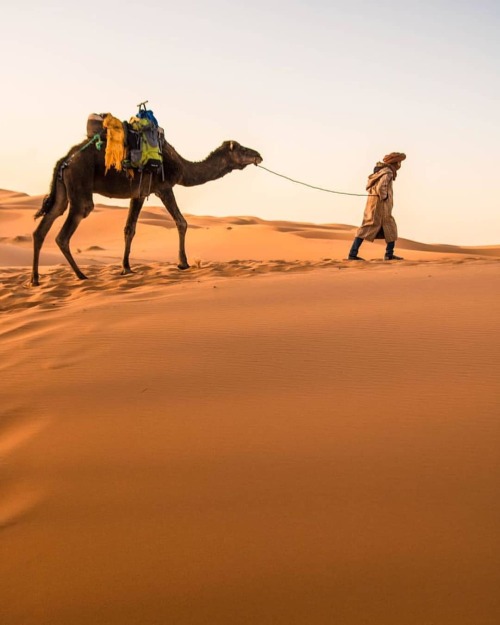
[77,274,88,281]
[30,280,40,288]
[177,263,190,271]
[121,268,134,276]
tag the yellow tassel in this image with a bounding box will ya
[103,114,126,173]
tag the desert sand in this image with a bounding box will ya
[1,188,500,625]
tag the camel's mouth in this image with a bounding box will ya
[238,155,262,169]
[243,152,262,166]
[240,155,262,169]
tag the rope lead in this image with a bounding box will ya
[256,164,369,197]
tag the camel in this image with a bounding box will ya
[31,130,262,286]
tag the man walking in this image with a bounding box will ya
[348,152,406,261]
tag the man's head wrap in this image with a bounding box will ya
[383,152,406,165]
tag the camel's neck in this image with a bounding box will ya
[177,152,234,187]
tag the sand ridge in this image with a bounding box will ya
[1,256,500,315]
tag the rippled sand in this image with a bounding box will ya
[2,189,500,624]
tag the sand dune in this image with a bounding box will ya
[1,189,500,624]
[2,188,500,272]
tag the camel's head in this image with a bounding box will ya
[221,140,263,169]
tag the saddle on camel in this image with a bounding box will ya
[86,101,165,192]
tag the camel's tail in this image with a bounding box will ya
[34,194,55,220]
[34,154,69,220]
[35,138,88,220]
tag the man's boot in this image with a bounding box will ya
[348,237,365,260]
[384,241,403,261]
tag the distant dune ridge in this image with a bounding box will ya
[1,188,500,625]
[1,187,499,272]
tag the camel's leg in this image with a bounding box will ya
[157,188,189,269]
[121,197,145,275]
[31,187,68,286]
[55,201,93,280]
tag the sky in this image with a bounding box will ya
[1,0,499,245]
